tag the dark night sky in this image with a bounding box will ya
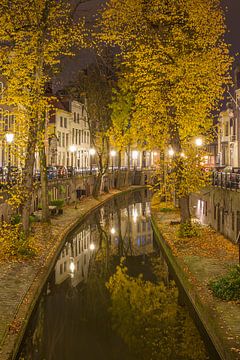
[223,0,240,56]
[55,0,240,90]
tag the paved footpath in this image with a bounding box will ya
[151,199,240,360]
[0,188,127,360]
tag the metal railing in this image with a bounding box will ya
[212,171,240,190]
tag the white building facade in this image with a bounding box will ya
[48,97,91,170]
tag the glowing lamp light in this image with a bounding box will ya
[69,259,75,274]
[110,150,117,157]
[132,150,139,160]
[69,145,77,152]
[132,208,138,223]
[195,138,203,147]
[89,148,96,156]
[180,152,185,158]
[5,133,14,144]
[89,243,95,251]
[168,148,174,157]
[110,227,116,235]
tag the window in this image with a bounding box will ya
[74,112,76,122]
[0,108,3,131]
[77,113,80,123]
[76,129,78,144]
[64,118,67,128]
[60,264,63,275]
[0,82,3,99]
[79,130,81,144]
[225,123,228,136]
[214,205,217,220]
[62,133,65,147]
[232,212,235,231]
[72,128,75,144]
[4,110,9,131]
[60,116,63,127]
[66,134,69,147]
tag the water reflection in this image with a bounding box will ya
[17,190,210,360]
[54,191,153,288]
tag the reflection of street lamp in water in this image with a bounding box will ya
[69,257,75,278]
[89,243,95,251]
[5,133,14,183]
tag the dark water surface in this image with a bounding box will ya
[17,190,214,360]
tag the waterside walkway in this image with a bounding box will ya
[151,198,240,360]
[0,188,136,360]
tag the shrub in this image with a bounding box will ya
[50,199,64,209]
[209,265,240,301]
[0,223,36,259]
[11,214,21,225]
[178,222,200,238]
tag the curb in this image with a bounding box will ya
[151,215,232,360]
[1,186,145,360]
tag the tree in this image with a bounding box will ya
[99,0,232,226]
[109,76,135,171]
[106,261,207,360]
[67,51,114,197]
[0,0,85,234]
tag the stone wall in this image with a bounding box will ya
[0,170,154,223]
[190,187,240,243]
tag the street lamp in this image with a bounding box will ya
[5,133,14,183]
[132,150,138,170]
[195,137,203,147]
[168,148,174,157]
[89,148,96,175]
[69,145,77,167]
[110,149,116,172]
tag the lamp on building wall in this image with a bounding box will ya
[5,133,14,183]
[89,148,96,175]
[110,149,116,172]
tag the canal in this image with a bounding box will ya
[17,190,215,360]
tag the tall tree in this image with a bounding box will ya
[67,51,114,197]
[0,0,85,234]
[99,0,232,227]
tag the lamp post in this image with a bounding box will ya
[110,150,116,172]
[132,150,139,170]
[5,133,14,183]
[69,145,77,168]
[89,148,96,175]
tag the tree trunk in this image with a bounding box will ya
[39,146,50,222]
[21,124,38,236]
[92,172,103,198]
[118,150,121,169]
[179,195,191,224]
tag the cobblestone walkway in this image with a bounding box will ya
[0,189,123,360]
[151,203,240,360]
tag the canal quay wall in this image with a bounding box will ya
[190,187,240,243]
[0,169,153,223]
[0,184,147,360]
[151,205,240,360]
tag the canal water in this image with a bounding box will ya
[17,190,214,360]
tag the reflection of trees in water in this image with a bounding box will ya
[107,261,208,360]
